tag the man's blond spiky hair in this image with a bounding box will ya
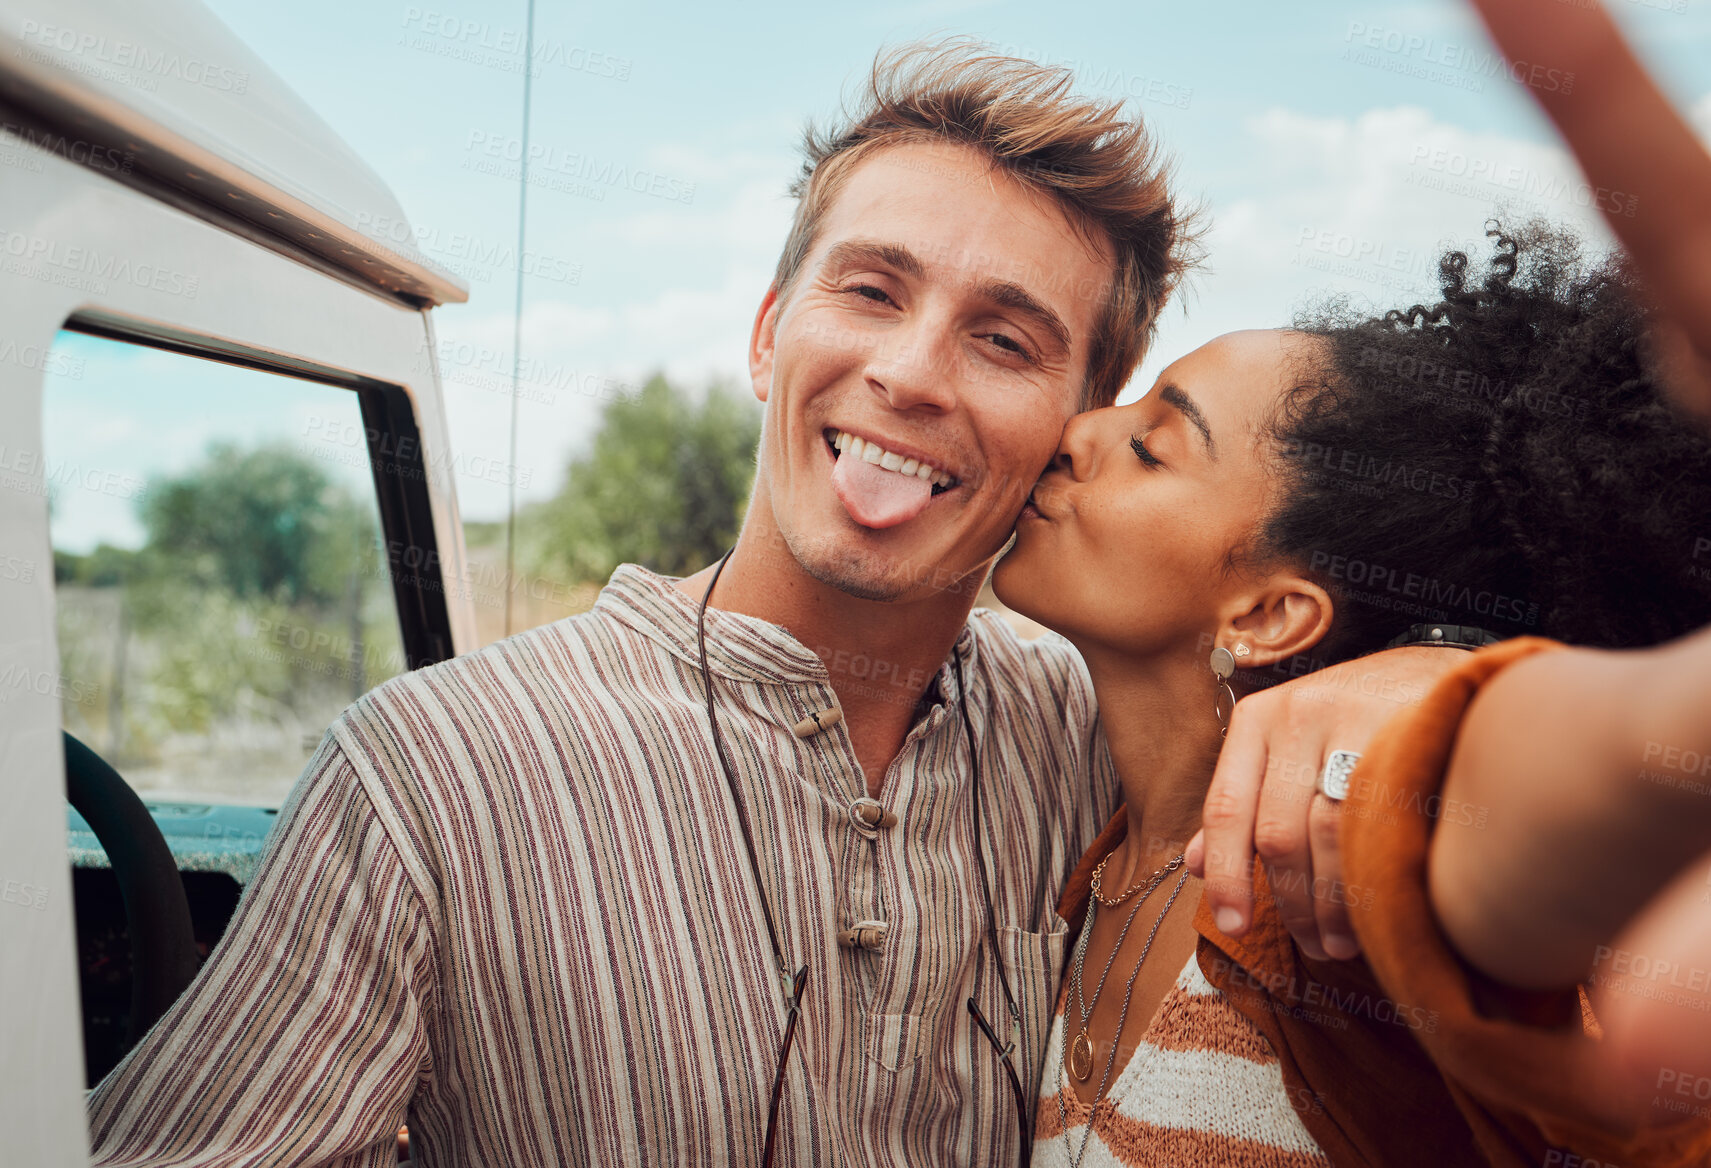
[773,38,1202,407]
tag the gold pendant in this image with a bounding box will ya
[1068,1030,1094,1082]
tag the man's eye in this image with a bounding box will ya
[1130,435,1161,467]
[983,333,1034,363]
[846,284,893,305]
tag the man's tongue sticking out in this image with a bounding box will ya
[832,452,934,529]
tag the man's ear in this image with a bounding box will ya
[749,285,782,405]
[1226,576,1334,669]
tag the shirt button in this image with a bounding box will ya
[792,706,843,738]
[850,797,898,836]
[836,920,890,952]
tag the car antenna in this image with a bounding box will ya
[504,0,539,638]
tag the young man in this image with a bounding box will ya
[88,43,1447,1166]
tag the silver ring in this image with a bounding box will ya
[1318,750,1362,801]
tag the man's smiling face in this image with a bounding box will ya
[746,139,1117,603]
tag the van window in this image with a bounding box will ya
[41,330,407,805]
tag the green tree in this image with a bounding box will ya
[139,441,377,607]
[55,542,143,587]
[529,375,761,580]
[61,442,401,744]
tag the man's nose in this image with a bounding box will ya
[862,315,959,414]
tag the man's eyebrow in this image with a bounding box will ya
[821,239,926,281]
[974,278,1072,357]
[1160,383,1216,458]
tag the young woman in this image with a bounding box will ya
[994,222,1711,1167]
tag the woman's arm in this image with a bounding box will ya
[1428,626,1711,987]
[1428,631,1711,1097]
[1325,638,1711,1153]
[1446,2,1711,1088]
[1468,0,1711,420]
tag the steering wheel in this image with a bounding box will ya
[64,731,201,1049]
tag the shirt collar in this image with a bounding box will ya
[594,563,980,693]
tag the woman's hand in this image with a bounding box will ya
[1467,0,1711,425]
[1187,646,1460,960]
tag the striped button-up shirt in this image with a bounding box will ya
[88,565,1116,1166]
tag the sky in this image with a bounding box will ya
[40,0,1711,549]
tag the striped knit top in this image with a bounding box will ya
[87,564,1117,1167]
[1034,952,1330,1167]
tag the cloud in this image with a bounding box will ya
[427,145,800,520]
[434,257,775,518]
[1131,103,1624,399]
[599,178,794,252]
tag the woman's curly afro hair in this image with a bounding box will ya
[1259,219,1711,664]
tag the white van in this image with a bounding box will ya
[0,1,481,1161]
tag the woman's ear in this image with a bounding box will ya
[749,285,782,404]
[1227,576,1334,669]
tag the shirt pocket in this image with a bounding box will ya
[998,920,1067,979]
[866,1010,928,1073]
[862,923,1068,1076]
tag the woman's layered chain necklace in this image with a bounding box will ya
[1058,848,1190,1168]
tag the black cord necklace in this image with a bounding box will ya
[695,548,1032,1166]
[696,550,804,1167]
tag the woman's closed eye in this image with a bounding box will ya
[1130,435,1161,467]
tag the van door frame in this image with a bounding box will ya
[0,139,473,1167]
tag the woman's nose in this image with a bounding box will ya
[1054,407,1118,481]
